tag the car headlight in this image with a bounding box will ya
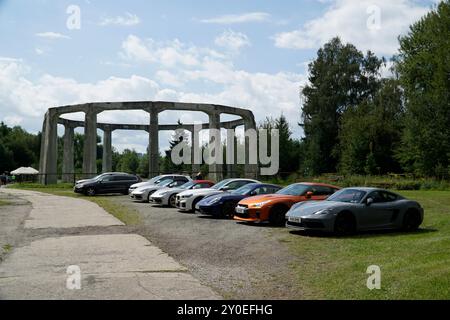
[314,209,331,215]
[182,194,193,199]
[251,200,271,208]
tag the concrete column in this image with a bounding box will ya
[82,109,98,178]
[226,126,238,178]
[62,125,75,183]
[38,110,59,184]
[148,108,159,177]
[244,117,259,180]
[208,112,222,182]
[191,128,201,177]
[102,127,112,173]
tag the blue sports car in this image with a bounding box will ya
[197,183,282,218]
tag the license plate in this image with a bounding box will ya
[236,207,246,214]
[289,217,302,223]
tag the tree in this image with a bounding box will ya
[338,79,404,174]
[117,149,140,174]
[394,1,450,177]
[300,37,385,175]
[162,129,189,174]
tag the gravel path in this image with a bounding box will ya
[112,196,304,299]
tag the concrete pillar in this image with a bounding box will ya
[82,109,98,178]
[191,128,201,177]
[226,126,238,178]
[244,117,259,180]
[62,125,75,183]
[38,110,59,184]
[208,112,223,182]
[102,127,112,173]
[149,108,159,177]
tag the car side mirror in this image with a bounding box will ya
[305,191,313,199]
[366,197,374,206]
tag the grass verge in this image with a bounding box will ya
[282,190,450,299]
[9,184,141,225]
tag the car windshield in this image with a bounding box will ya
[179,181,195,189]
[211,179,232,190]
[159,179,174,187]
[327,189,366,203]
[231,184,254,195]
[92,173,107,181]
[276,184,310,196]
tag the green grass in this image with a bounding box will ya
[283,190,450,299]
[9,184,141,225]
[0,200,10,206]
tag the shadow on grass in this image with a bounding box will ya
[289,227,438,239]
[234,221,286,229]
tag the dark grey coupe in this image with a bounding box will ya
[285,187,424,235]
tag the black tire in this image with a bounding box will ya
[86,187,96,197]
[221,201,235,219]
[334,212,356,235]
[146,190,156,203]
[168,194,176,207]
[191,197,202,213]
[269,205,288,226]
[402,209,421,231]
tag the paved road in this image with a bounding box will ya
[0,189,219,299]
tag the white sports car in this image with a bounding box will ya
[130,176,190,202]
[128,174,188,194]
[149,180,215,207]
[176,178,259,212]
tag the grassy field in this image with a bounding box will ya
[9,183,141,225]
[8,183,450,299]
[282,190,450,299]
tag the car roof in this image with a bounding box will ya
[292,182,340,188]
[193,180,215,184]
[342,187,387,192]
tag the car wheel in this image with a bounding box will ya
[334,212,356,235]
[86,187,96,197]
[191,197,202,213]
[269,206,287,226]
[221,201,235,219]
[168,194,177,207]
[402,209,421,231]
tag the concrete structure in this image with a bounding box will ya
[39,102,258,184]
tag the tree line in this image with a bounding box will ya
[0,2,448,179]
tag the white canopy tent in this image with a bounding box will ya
[10,167,39,175]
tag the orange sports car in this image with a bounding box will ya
[234,182,340,225]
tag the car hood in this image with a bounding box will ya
[178,188,221,197]
[239,193,301,205]
[199,192,245,205]
[76,178,94,185]
[152,187,183,197]
[132,184,164,193]
[130,181,155,189]
[287,201,350,217]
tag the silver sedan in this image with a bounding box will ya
[286,187,424,235]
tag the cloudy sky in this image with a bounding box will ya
[0,0,438,152]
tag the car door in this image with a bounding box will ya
[99,175,116,193]
[363,191,397,229]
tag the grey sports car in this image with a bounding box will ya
[285,187,424,235]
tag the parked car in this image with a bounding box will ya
[75,172,126,185]
[150,180,215,207]
[197,183,282,218]
[128,174,188,194]
[130,175,191,202]
[176,178,259,212]
[286,187,424,235]
[234,182,340,226]
[74,172,141,196]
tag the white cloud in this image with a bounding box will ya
[35,32,71,40]
[214,30,251,52]
[200,12,270,24]
[273,0,430,55]
[35,48,45,55]
[99,12,141,26]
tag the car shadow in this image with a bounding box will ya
[234,221,286,229]
[289,227,438,238]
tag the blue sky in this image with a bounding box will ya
[0,0,438,152]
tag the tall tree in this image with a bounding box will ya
[338,79,404,174]
[394,1,450,177]
[300,37,385,175]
